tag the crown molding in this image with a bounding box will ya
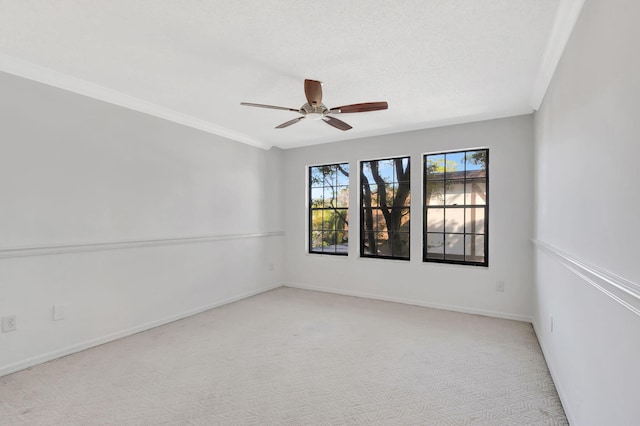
[529,0,586,110]
[0,53,270,150]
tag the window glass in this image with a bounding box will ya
[424,149,488,266]
[361,157,411,260]
[309,163,349,255]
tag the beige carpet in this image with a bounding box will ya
[0,287,567,425]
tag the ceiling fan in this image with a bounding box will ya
[241,79,388,131]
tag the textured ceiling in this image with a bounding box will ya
[0,0,570,149]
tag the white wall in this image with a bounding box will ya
[283,115,535,320]
[5,5,638,421]
[532,0,640,424]
[0,72,285,375]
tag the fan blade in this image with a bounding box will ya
[241,102,299,112]
[329,102,388,114]
[304,79,323,106]
[322,116,352,131]
[275,116,305,129]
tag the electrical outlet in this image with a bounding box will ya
[2,315,16,332]
[550,315,554,333]
[53,304,66,321]
[496,280,505,292]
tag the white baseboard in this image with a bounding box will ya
[284,282,532,323]
[531,320,575,425]
[0,283,283,378]
[2,282,532,378]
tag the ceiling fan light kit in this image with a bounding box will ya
[241,79,388,131]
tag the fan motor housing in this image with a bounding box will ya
[301,102,328,119]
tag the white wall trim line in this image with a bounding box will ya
[0,283,284,378]
[531,320,575,425]
[533,239,640,316]
[0,231,285,260]
[285,283,532,323]
[529,0,585,109]
[0,53,269,150]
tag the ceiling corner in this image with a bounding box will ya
[0,53,269,150]
[529,0,586,110]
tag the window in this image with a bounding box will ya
[424,149,488,266]
[309,163,349,255]
[360,157,411,260]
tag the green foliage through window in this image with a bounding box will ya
[309,163,349,255]
[424,149,488,266]
[360,157,411,260]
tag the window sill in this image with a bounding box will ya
[305,252,350,259]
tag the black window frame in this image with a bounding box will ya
[308,162,350,256]
[360,156,411,261]
[423,149,489,267]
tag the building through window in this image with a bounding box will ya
[424,149,488,266]
[360,157,411,260]
[309,163,349,255]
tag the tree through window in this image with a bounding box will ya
[424,149,488,266]
[309,163,349,255]
[360,157,411,260]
